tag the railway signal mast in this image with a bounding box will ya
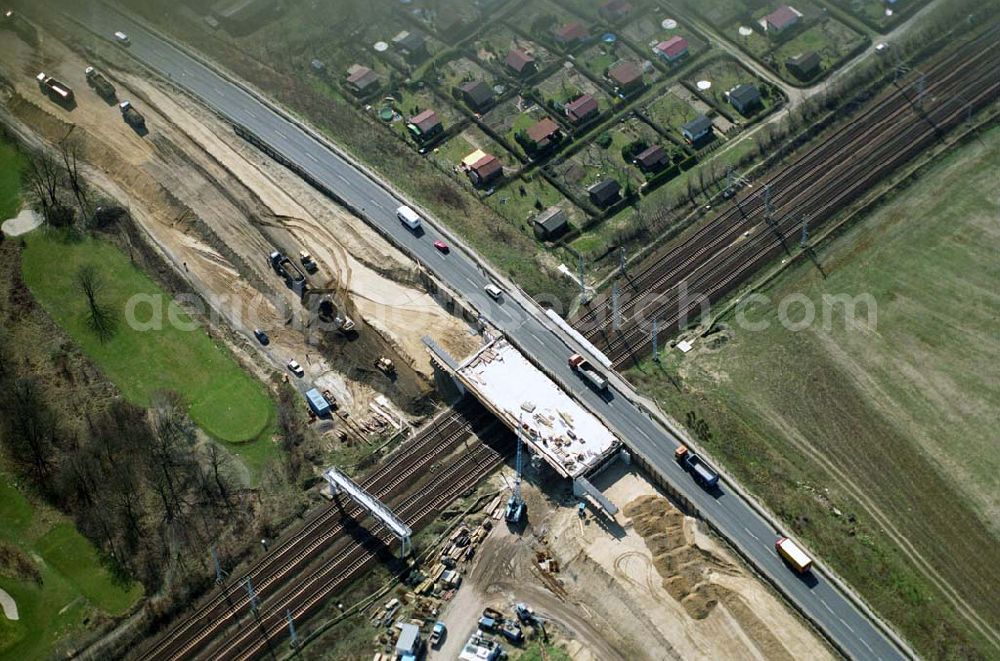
[505,421,526,525]
[211,546,228,584]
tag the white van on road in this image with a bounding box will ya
[396,205,422,231]
[114,31,130,45]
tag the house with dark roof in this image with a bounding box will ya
[634,145,669,172]
[565,93,599,124]
[786,51,821,80]
[608,61,644,96]
[764,5,799,32]
[462,149,503,187]
[681,115,713,143]
[392,30,428,60]
[726,83,761,115]
[505,49,536,76]
[525,117,561,151]
[533,206,568,240]
[654,36,689,62]
[407,109,442,142]
[460,80,495,112]
[598,0,633,22]
[345,64,379,95]
[554,21,588,46]
[588,180,622,208]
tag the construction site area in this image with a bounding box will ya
[0,17,480,437]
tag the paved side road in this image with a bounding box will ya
[57,2,911,658]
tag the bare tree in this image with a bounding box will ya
[60,138,91,224]
[76,264,116,342]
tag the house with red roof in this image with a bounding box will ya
[654,36,689,62]
[608,61,644,96]
[524,117,561,152]
[505,49,536,76]
[462,149,503,186]
[407,109,442,142]
[554,21,588,46]
[764,5,800,32]
[565,94,599,124]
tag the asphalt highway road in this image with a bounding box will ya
[62,3,908,658]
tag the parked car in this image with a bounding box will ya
[484,283,503,300]
[114,31,130,45]
[433,239,449,253]
[287,359,304,377]
[253,329,269,345]
[875,42,890,55]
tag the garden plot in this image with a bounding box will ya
[379,83,464,142]
[482,97,551,159]
[536,66,613,113]
[578,42,662,88]
[686,0,754,26]
[619,13,707,58]
[485,175,585,231]
[507,0,588,50]
[838,0,930,31]
[473,25,558,73]
[642,86,704,133]
[432,55,497,94]
[770,19,867,75]
[553,140,636,199]
[407,0,485,42]
[430,125,517,178]
[687,57,774,120]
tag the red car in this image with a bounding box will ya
[433,239,449,253]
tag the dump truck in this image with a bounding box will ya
[674,445,720,489]
[568,353,608,390]
[36,72,74,104]
[776,537,813,573]
[268,250,307,296]
[119,101,145,130]
[85,66,116,100]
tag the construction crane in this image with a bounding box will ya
[505,420,526,525]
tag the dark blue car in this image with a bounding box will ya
[253,329,269,345]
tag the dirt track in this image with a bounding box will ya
[0,25,479,419]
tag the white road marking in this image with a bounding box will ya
[819,598,835,614]
[275,129,288,140]
[839,618,855,633]
[246,110,257,119]
[743,526,759,542]
[860,639,875,654]
[305,152,318,163]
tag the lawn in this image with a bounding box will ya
[642,88,701,131]
[430,125,514,175]
[770,19,867,77]
[20,232,275,447]
[0,140,26,220]
[0,474,143,660]
[536,67,612,113]
[687,57,773,117]
[485,173,583,231]
[628,125,1000,659]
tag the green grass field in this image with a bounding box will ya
[630,125,1000,658]
[20,232,276,454]
[0,141,26,220]
[0,474,143,660]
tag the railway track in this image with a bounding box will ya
[139,399,497,661]
[205,439,505,661]
[596,55,1000,366]
[572,27,1000,366]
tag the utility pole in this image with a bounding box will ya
[800,218,809,247]
[763,183,775,227]
[286,609,299,648]
[611,282,621,330]
[619,246,626,275]
[211,546,227,584]
[725,165,734,197]
[914,73,926,109]
[652,319,660,363]
[578,255,586,301]
[245,577,259,614]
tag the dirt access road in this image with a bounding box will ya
[0,22,479,421]
[434,462,833,659]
